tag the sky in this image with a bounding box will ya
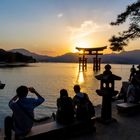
[0,0,139,56]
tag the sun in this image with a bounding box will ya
[73,49,84,54]
[71,39,92,53]
[76,40,90,48]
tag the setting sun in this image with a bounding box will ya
[73,49,84,54]
[72,40,92,53]
[76,40,90,48]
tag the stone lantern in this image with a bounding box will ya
[95,64,121,124]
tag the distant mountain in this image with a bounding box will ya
[47,53,79,62]
[10,48,52,62]
[9,48,140,64]
[0,48,35,63]
[101,50,140,64]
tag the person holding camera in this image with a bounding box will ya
[4,85,45,140]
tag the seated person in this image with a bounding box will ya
[117,65,138,102]
[117,81,130,102]
[56,89,75,124]
[127,78,140,103]
[4,86,45,140]
[73,85,95,121]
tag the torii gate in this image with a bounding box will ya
[76,46,107,71]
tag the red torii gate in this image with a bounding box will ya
[76,46,107,71]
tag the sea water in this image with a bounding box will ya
[0,63,132,128]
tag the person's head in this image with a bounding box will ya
[60,89,68,98]
[16,85,28,98]
[73,85,80,93]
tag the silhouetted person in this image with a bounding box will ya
[127,78,140,103]
[4,86,45,140]
[56,89,75,124]
[134,64,140,84]
[117,65,138,102]
[117,82,129,102]
[73,85,95,121]
[129,65,136,81]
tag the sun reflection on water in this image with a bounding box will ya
[76,71,84,84]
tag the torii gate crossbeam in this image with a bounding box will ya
[76,46,107,71]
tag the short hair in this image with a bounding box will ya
[60,89,68,98]
[16,86,28,98]
[73,85,80,92]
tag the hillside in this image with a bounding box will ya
[9,49,140,64]
[0,49,35,63]
[10,48,52,62]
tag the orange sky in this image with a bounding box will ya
[0,0,139,56]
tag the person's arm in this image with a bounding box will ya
[28,87,45,106]
[28,87,43,98]
[73,95,78,109]
[9,95,18,109]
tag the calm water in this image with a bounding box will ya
[0,63,131,128]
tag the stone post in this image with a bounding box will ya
[95,64,121,124]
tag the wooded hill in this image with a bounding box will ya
[0,49,36,63]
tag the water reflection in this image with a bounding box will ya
[76,71,85,84]
[0,63,131,128]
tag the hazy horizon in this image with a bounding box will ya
[4,47,140,57]
[0,0,139,56]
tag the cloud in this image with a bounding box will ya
[57,13,63,18]
[67,20,111,40]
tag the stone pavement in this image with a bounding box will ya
[70,100,140,140]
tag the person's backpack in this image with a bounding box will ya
[76,93,95,119]
[85,99,95,118]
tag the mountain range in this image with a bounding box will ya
[10,48,140,64]
[0,49,35,63]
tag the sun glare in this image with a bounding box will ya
[76,41,90,48]
[72,39,92,53]
[76,71,84,84]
